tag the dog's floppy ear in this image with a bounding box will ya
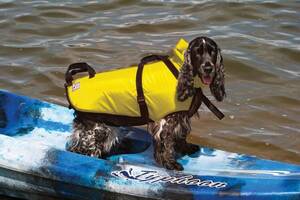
[210,48,226,101]
[177,49,195,101]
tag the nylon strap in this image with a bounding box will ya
[198,89,225,120]
[136,55,179,121]
[160,56,179,78]
[188,88,202,117]
[136,61,149,121]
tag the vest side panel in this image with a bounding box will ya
[67,66,140,117]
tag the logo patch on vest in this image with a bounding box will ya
[72,82,80,91]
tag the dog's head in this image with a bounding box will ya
[177,36,225,102]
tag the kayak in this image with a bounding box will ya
[0,89,299,200]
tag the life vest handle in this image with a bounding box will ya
[65,62,96,86]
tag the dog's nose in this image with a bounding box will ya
[204,66,213,74]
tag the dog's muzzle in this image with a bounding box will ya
[199,62,215,85]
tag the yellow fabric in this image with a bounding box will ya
[66,38,204,121]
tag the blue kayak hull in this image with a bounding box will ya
[0,90,299,200]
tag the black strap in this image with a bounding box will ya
[65,62,96,86]
[188,88,202,117]
[161,56,179,78]
[141,55,179,78]
[140,55,164,63]
[136,54,180,121]
[136,61,149,121]
[198,88,225,120]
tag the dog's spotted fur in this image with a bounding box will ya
[67,118,120,158]
[67,36,225,171]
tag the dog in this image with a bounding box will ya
[66,36,225,171]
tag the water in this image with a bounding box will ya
[0,0,299,171]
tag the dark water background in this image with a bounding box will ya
[0,0,300,171]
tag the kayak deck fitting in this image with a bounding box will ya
[0,90,300,200]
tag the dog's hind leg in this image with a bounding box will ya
[66,117,119,158]
[93,123,121,158]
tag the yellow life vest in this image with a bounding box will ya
[65,39,223,126]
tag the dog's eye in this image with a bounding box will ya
[211,50,216,56]
[207,45,215,55]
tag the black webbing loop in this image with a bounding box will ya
[198,88,225,120]
[65,62,96,86]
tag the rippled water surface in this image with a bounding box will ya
[0,0,300,166]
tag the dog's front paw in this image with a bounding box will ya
[182,143,200,155]
[164,160,184,171]
[176,142,200,156]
